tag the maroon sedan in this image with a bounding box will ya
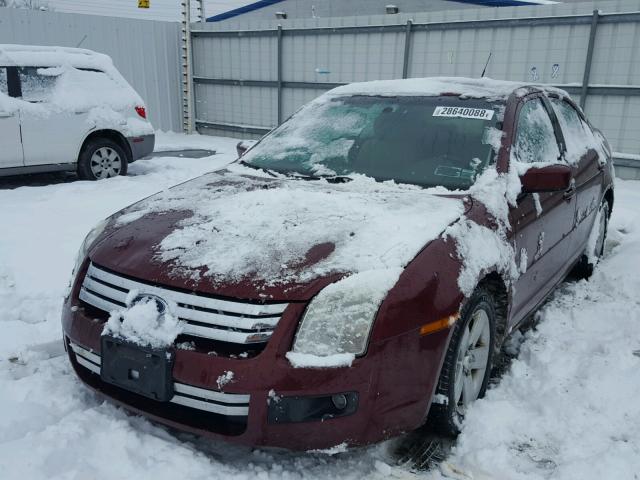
[62,77,614,450]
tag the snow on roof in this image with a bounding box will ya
[329,76,567,100]
[0,44,119,77]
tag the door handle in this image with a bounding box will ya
[563,185,576,200]
[0,111,13,118]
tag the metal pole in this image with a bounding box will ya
[276,25,283,125]
[402,20,413,79]
[180,0,194,133]
[580,9,600,111]
[198,0,205,22]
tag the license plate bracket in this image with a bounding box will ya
[100,336,174,402]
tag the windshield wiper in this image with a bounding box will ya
[239,160,280,178]
[288,173,353,183]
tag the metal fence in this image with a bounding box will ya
[0,7,183,132]
[191,0,640,178]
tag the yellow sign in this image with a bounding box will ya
[138,0,149,8]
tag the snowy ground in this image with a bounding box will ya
[0,133,638,479]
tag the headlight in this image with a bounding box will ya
[69,218,110,289]
[291,269,401,357]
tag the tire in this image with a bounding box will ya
[77,138,128,181]
[428,286,497,437]
[572,200,610,280]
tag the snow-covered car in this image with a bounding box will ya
[0,45,154,180]
[62,77,614,451]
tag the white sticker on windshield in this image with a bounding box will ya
[433,106,494,120]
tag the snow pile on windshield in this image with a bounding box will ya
[116,165,464,286]
[103,298,184,349]
[330,76,567,101]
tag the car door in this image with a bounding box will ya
[508,96,577,326]
[0,66,24,169]
[17,67,88,166]
[549,98,605,260]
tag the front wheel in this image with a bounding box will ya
[77,138,128,180]
[428,286,497,436]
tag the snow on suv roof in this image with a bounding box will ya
[329,76,566,100]
[0,44,117,76]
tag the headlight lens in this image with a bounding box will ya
[291,269,401,357]
[70,218,110,285]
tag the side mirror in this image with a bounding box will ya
[520,164,572,193]
[236,140,255,158]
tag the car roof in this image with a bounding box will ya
[328,76,567,102]
[0,44,112,72]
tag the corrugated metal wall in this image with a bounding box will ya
[191,0,640,178]
[0,7,182,132]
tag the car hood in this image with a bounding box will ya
[90,164,467,301]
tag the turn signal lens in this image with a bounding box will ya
[135,106,147,119]
[420,314,459,336]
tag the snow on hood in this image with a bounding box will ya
[329,76,569,101]
[114,164,465,287]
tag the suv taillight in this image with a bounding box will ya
[135,106,147,119]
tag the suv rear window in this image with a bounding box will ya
[18,67,58,102]
[0,68,7,95]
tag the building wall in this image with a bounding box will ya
[0,7,182,131]
[192,0,640,170]
[207,0,594,24]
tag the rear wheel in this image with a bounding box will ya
[428,286,496,436]
[77,138,128,180]
[572,200,610,279]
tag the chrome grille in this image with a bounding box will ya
[69,341,250,416]
[79,262,288,344]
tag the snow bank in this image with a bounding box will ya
[116,167,464,286]
[443,181,640,480]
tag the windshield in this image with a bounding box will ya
[243,95,503,189]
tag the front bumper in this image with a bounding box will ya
[62,300,381,451]
[127,134,155,162]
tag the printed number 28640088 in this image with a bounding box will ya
[432,106,494,120]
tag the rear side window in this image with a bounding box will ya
[0,68,7,95]
[514,99,561,164]
[18,67,58,102]
[550,98,593,161]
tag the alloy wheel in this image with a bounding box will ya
[454,308,491,415]
[90,147,122,179]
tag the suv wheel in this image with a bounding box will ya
[428,286,496,436]
[78,138,128,180]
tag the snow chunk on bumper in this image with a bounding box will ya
[286,352,355,369]
[103,298,184,349]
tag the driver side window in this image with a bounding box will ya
[514,99,561,164]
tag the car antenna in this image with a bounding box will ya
[481,52,492,78]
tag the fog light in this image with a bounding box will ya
[331,393,348,410]
[268,392,358,424]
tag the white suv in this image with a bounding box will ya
[0,45,154,180]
